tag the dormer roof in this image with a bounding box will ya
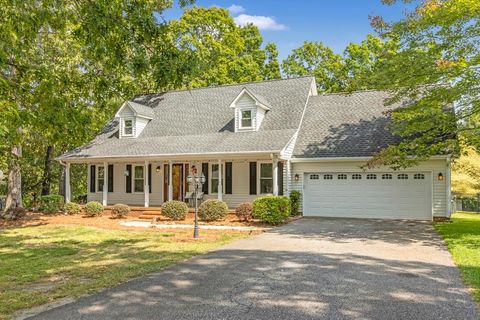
[229,87,271,110]
[115,101,154,119]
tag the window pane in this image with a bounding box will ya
[260,163,273,178]
[134,179,144,192]
[211,179,219,193]
[135,166,143,179]
[260,179,273,194]
[212,164,219,178]
[242,110,251,119]
[124,120,133,135]
[241,118,252,127]
[98,179,104,192]
[98,167,104,179]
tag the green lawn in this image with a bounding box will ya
[0,225,248,319]
[434,212,480,304]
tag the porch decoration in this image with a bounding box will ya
[187,168,206,238]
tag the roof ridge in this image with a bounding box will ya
[133,76,315,98]
[317,88,391,97]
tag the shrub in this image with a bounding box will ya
[161,201,188,220]
[39,194,64,214]
[111,203,131,218]
[235,202,253,221]
[84,201,103,217]
[0,207,26,220]
[252,196,290,225]
[198,199,228,221]
[64,202,82,215]
[289,190,302,216]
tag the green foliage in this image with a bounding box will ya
[252,196,290,225]
[39,195,64,214]
[111,204,131,219]
[289,190,302,216]
[161,200,188,220]
[198,199,228,221]
[452,146,480,197]
[84,201,103,217]
[64,202,82,215]
[235,202,253,221]
[363,0,480,168]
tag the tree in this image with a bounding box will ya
[452,146,480,196]
[364,0,480,168]
[263,43,281,80]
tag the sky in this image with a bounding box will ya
[160,0,416,61]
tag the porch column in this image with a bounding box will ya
[272,155,279,196]
[103,161,108,206]
[217,159,223,201]
[286,160,291,197]
[168,160,173,201]
[65,162,71,203]
[144,160,149,207]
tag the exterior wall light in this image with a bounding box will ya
[156,166,161,173]
[438,172,444,181]
[294,174,300,181]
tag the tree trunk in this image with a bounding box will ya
[5,145,22,210]
[41,145,54,196]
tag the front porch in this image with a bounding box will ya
[64,155,287,209]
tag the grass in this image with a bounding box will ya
[434,211,480,304]
[0,225,249,319]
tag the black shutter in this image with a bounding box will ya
[249,162,257,195]
[202,163,209,194]
[108,164,114,192]
[278,161,284,196]
[126,165,132,193]
[90,165,96,193]
[225,162,232,194]
[148,164,152,193]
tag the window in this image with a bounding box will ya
[134,166,144,192]
[382,173,392,180]
[97,166,105,192]
[211,163,224,194]
[323,174,333,180]
[397,173,408,180]
[337,174,347,180]
[260,163,273,194]
[240,109,253,128]
[352,174,362,180]
[366,174,377,180]
[123,119,133,136]
[414,173,425,180]
[310,174,319,180]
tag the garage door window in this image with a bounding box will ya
[323,174,333,180]
[352,174,362,180]
[366,174,377,180]
[310,174,319,180]
[382,173,392,180]
[414,173,425,180]
[398,173,408,180]
[337,174,347,180]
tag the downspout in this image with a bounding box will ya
[446,155,452,218]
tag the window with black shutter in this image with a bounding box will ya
[90,165,96,193]
[148,164,152,193]
[225,162,232,194]
[108,164,114,192]
[278,162,284,195]
[126,165,132,193]
[249,162,257,195]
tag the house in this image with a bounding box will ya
[57,76,452,220]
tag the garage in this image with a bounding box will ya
[303,172,432,220]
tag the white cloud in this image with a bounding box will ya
[227,4,245,15]
[234,14,287,31]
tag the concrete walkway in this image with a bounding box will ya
[26,218,479,320]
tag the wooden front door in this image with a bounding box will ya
[163,164,189,201]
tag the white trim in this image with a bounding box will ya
[446,156,452,218]
[115,101,153,120]
[133,164,145,194]
[272,156,278,196]
[122,118,134,137]
[290,155,450,163]
[65,163,71,203]
[144,160,149,207]
[229,87,270,111]
[238,108,254,130]
[102,162,108,206]
[97,165,105,194]
[209,162,225,195]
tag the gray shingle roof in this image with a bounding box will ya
[58,77,314,160]
[292,90,403,158]
[126,101,154,119]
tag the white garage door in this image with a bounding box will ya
[303,172,432,220]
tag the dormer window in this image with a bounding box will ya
[123,119,133,136]
[240,110,253,128]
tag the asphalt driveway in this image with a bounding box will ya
[25,218,479,320]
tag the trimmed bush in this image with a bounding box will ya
[0,207,26,220]
[111,204,130,218]
[39,194,64,214]
[235,202,253,221]
[252,196,290,225]
[161,201,188,220]
[64,202,82,215]
[289,190,302,216]
[198,199,228,221]
[84,201,103,217]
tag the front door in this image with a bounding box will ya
[163,164,189,201]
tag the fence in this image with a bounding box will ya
[454,196,480,213]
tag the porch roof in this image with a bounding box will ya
[57,129,296,161]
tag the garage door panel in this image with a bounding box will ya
[303,172,432,220]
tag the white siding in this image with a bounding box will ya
[118,105,150,138]
[135,117,149,138]
[256,108,266,130]
[289,159,449,217]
